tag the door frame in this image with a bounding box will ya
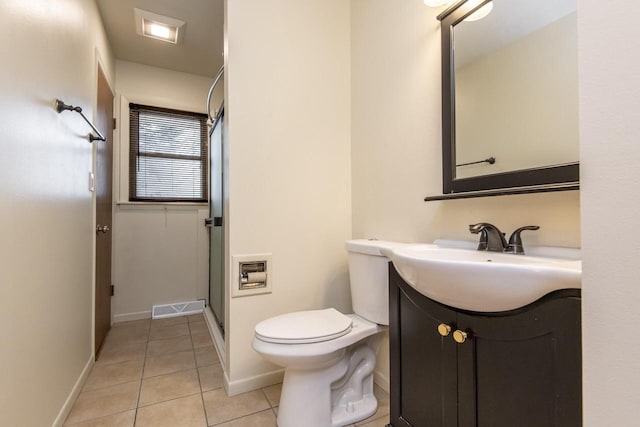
[92,53,116,358]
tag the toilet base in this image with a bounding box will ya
[276,333,382,427]
[330,392,377,427]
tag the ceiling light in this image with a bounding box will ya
[423,0,494,22]
[146,22,171,40]
[134,8,185,44]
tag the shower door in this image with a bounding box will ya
[207,111,225,332]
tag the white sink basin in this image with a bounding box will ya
[383,243,581,312]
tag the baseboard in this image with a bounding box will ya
[113,310,152,323]
[226,369,284,397]
[52,356,94,427]
[203,307,225,368]
[202,307,233,397]
[374,369,390,393]
[223,370,231,396]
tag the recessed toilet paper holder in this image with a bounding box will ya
[240,261,268,290]
[232,253,272,297]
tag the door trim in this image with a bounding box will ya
[93,52,115,357]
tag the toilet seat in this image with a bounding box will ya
[255,308,353,344]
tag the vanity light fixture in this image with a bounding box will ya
[463,0,494,22]
[424,0,455,6]
[424,0,494,22]
[134,8,185,44]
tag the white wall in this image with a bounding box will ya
[350,0,581,246]
[0,0,114,425]
[225,0,352,393]
[112,61,217,321]
[351,0,581,387]
[578,0,640,425]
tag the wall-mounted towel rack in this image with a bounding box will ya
[55,99,106,143]
[456,157,496,167]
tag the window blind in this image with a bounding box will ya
[129,104,208,202]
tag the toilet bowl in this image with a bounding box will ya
[252,240,402,427]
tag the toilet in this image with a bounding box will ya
[252,239,401,427]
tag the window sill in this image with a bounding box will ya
[116,201,209,209]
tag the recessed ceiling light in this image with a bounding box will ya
[146,22,172,40]
[134,8,185,44]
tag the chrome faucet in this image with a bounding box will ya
[469,223,507,252]
[469,223,540,254]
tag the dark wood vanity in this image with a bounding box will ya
[388,264,582,427]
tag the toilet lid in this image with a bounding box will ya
[255,308,353,344]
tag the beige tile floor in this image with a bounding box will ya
[64,313,390,427]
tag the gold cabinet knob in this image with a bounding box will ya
[437,323,452,337]
[453,330,468,344]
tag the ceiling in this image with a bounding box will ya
[96,0,224,77]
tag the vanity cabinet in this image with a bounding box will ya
[388,264,581,427]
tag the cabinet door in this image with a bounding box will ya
[390,266,458,427]
[456,296,582,427]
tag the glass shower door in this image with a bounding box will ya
[207,112,224,333]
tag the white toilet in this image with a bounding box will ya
[252,239,401,427]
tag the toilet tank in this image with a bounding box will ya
[346,239,404,325]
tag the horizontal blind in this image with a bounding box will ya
[129,104,208,202]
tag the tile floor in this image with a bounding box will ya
[64,313,390,427]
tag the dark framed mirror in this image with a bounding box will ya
[429,0,579,200]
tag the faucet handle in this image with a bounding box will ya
[469,223,507,252]
[505,226,540,255]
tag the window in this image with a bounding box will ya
[129,104,208,202]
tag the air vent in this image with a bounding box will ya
[152,300,204,319]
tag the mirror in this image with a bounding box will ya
[436,0,579,197]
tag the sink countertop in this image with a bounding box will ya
[384,240,582,312]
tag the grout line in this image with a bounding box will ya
[208,408,275,426]
[93,353,146,368]
[261,387,280,422]
[63,408,136,426]
[147,332,191,342]
[132,320,153,426]
[80,377,145,394]
[141,365,199,380]
[145,350,194,361]
[136,390,203,409]
[189,315,211,427]
[195,360,220,370]
[260,388,274,409]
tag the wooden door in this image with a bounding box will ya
[95,65,114,354]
